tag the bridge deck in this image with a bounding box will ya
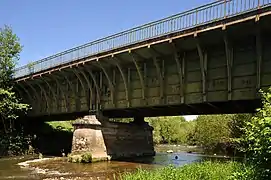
[14,0,271,79]
[14,0,271,119]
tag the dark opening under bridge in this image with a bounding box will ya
[14,0,271,120]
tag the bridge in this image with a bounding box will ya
[13,0,271,161]
[14,0,271,119]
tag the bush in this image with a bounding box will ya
[239,88,271,178]
[0,131,34,156]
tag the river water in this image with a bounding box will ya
[0,146,230,180]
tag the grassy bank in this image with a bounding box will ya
[119,161,255,180]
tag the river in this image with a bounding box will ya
[0,145,231,180]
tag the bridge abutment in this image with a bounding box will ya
[70,114,155,162]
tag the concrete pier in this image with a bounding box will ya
[70,114,155,162]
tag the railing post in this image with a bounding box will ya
[196,9,198,25]
[224,0,227,18]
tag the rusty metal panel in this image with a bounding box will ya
[131,89,142,98]
[146,67,157,77]
[103,102,111,109]
[116,100,127,108]
[232,88,256,100]
[165,74,179,85]
[130,69,140,80]
[185,93,203,104]
[263,44,271,62]
[185,82,202,93]
[186,71,201,82]
[165,84,180,95]
[147,97,160,106]
[232,63,256,77]
[234,47,256,65]
[207,78,227,91]
[147,77,159,87]
[262,61,271,73]
[116,82,125,91]
[208,47,226,67]
[166,95,181,104]
[207,67,227,79]
[130,80,142,89]
[186,60,200,72]
[165,64,178,74]
[261,74,271,86]
[116,91,126,100]
[207,91,227,102]
[130,98,142,107]
[232,76,256,89]
[147,87,160,97]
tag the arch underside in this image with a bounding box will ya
[15,15,271,117]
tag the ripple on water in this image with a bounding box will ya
[0,150,231,180]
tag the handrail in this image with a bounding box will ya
[14,0,271,78]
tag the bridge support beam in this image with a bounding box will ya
[70,114,155,162]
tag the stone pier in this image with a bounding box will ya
[69,114,155,162]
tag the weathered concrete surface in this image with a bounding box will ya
[71,115,155,162]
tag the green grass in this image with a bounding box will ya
[46,121,73,132]
[119,161,255,180]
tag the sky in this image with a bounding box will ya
[1,0,213,67]
[1,0,209,121]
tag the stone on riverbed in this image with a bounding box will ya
[67,152,110,163]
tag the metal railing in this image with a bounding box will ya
[14,0,271,79]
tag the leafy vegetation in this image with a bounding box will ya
[0,25,29,134]
[235,88,271,179]
[0,25,30,156]
[144,114,247,155]
[46,121,73,132]
[120,161,254,180]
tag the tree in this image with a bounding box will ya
[0,25,29,133]
[240,88,271,178]
[192,115,233,153]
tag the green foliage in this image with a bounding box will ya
[0,131,34,156]
[0,25,30,156]
[0,25,29,134]
[0,25,22,88]
[46,121,73,132]
[0,88,29,131]
[239,88,271,178]
[109,118,133,123]
[147,116,190,144]
[120,161,250,180]
[192,115,232,153]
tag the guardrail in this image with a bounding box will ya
[14,0,271,78]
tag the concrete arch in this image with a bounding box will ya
[40,77,58,112]
[51,76,68,112]
[112,55,130,107]
[35,82,50,114]
[24,81,41,112]
[96,60,115,106]
[77,67,95,110]
[16,83,33,104]
[129,51,145,101]
[84,65,102,106]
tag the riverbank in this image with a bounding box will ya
[119,161,254,180]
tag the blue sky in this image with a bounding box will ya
[1,0,212,67]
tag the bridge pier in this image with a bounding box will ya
[70,114,155,162]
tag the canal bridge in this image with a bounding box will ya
[14,0,271,120]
